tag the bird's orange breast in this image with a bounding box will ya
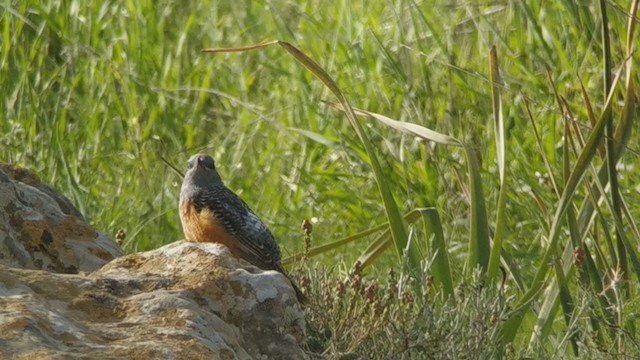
[180,200,241,255]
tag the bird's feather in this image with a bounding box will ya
[191,186,282,270]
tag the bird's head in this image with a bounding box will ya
[183,154,223,189]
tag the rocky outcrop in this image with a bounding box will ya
[0,165,307,359]
[0,164,122,273]
[0,242,307,359]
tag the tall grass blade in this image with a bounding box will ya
[489,46,505,183]
[323,102,462,147]
[487,46,508,279]
[463,144,491,273]
[420,208,454,299]
[620,0,640,278]
[282,224,387,266]
[599,0,628,303]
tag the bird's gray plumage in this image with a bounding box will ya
[179,154,282,270]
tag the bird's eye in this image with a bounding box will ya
[187,161,195,170]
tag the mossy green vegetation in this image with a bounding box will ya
[2,1,639,358]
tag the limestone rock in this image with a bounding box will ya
[0,164,123,273]
[0,241,307,359]
[0,164,307,359]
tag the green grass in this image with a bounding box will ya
[2,0,640,358]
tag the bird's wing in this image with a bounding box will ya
[193,187,282,270]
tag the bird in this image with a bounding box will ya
[179,154,306,303]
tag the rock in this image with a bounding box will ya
[0,164,307,359]
[0,242,307,360]
[0,164,123,273]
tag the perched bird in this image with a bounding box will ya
[179,154,306,303]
